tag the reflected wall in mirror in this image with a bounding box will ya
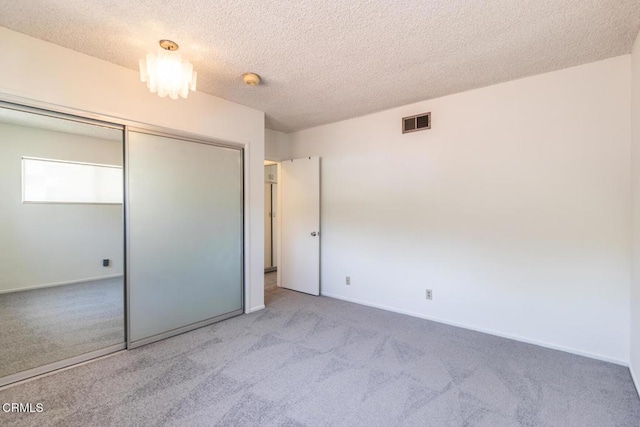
[0,107,125,379]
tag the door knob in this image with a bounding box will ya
[310,232,317,237]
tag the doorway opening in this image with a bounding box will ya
[264,160,278,291]
[264,156,321,298]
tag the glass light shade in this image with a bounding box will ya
[139,48,197,99]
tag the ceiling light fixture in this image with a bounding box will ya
[242,73,261,86]
[139,40,197,99]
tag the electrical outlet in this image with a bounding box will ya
[346,276,351,285]
[425,289,433,300]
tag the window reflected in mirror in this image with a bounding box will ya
[0,107,125,380]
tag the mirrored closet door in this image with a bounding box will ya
[0,104,125,386]
[127,130,244,347]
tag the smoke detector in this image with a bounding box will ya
[242,73,261,86]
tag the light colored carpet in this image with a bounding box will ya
[0,278,124,378]
[0,286,638,426]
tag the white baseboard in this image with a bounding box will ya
[321,291,628,367]
[631,364,640,398]
[0,274,124,294]
[246,304,265,314]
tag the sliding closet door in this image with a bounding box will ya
[127,130,243,346]
[0,104,125,386]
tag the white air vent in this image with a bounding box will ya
[402,112,431,134]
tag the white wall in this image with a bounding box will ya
[0,123,123,292]
[290,56,632,364]
[0,27,265,312]
[265,128,291,161]
[630,30,640,391]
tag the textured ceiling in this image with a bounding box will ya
[1,1,639,132]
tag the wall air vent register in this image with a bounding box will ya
[402,112,431,134]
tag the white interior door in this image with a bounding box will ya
[272,183,278,267]
[280,157,320,295]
